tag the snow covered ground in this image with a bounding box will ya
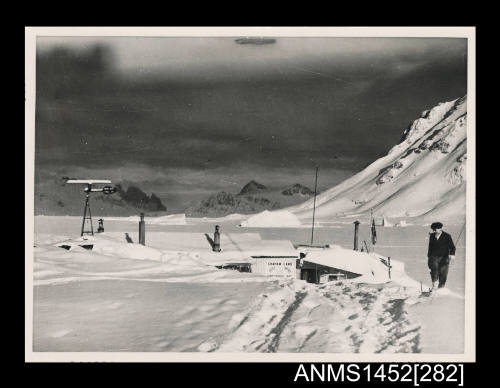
[240,210,302,228]
[31,216,466,354]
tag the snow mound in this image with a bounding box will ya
[222,213,247,220]
[148,214,186,225]
[239,210,301,228]
[104,214,187,225]
[55,235,164,261]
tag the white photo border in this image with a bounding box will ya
[25,26,476,363]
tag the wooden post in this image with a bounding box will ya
[388,256,391,279]
[213,225,221,252]
[139,213,145,245]
[353,221,360,251]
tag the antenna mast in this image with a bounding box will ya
[81,185,94,236]
[310,166,319,246]
[66,180,116,237]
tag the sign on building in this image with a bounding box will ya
[250,256,297,277]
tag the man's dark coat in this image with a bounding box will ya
[428,231,456,258]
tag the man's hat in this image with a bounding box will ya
[431,222,443,230]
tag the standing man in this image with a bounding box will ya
[427,222,456,290]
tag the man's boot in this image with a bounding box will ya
[432,281,439,290]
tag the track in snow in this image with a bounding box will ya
[213,280,424,353]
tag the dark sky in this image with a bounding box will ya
[35,37,467,211]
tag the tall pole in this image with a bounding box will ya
[353,221,360,251]
[139,213,145,245]
[310,166,319,246]
[87,197,93,236]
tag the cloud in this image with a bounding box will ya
[34,37,467,211]
[37,37,466,83]
[35,53,466,173]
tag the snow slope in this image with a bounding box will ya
[289,96,467,223]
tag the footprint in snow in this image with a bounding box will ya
[154,340,170,349]
[178,306,197,315]
[49,329,71,338]
[153,308,169,313]
[303,300,320,309]
[107,302,123,309]
[198,338,218,352]
[294,325,317,337]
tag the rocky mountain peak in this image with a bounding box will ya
[238,180,267,195]
[282,183,315,196]
[290,96,467,223]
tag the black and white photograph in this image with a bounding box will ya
[25,27,475,362]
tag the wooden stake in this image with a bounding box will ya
[139,213,145,245]
[353,221,360,250]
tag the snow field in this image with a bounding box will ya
[34,280,276,352]
[32,218,466,353]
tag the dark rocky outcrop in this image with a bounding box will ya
[238,180,267,195]
[34,176,167,216]
[188,181,314,217]
[281,183,315,196]
[116,184,166,212]
[429,139,450,153]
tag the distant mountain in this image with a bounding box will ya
[115,184,166,212]
[288,96,467,223]
[35,176,167,216]
[282,183,315,196]
[238,180,267,195]
[186,181,315,217]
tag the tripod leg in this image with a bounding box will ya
[81,195,88,237]
[88,198,93,236]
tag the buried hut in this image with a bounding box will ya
[294,245,391,284]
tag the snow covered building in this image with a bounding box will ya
[250,256,297,277]
[298,259,361,283]
[295,245,392,284]
[79,230,391,283]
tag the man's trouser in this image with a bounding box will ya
[428,255,450,288]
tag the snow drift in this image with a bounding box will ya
[104,213,187,225]
[239,210,301,228]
